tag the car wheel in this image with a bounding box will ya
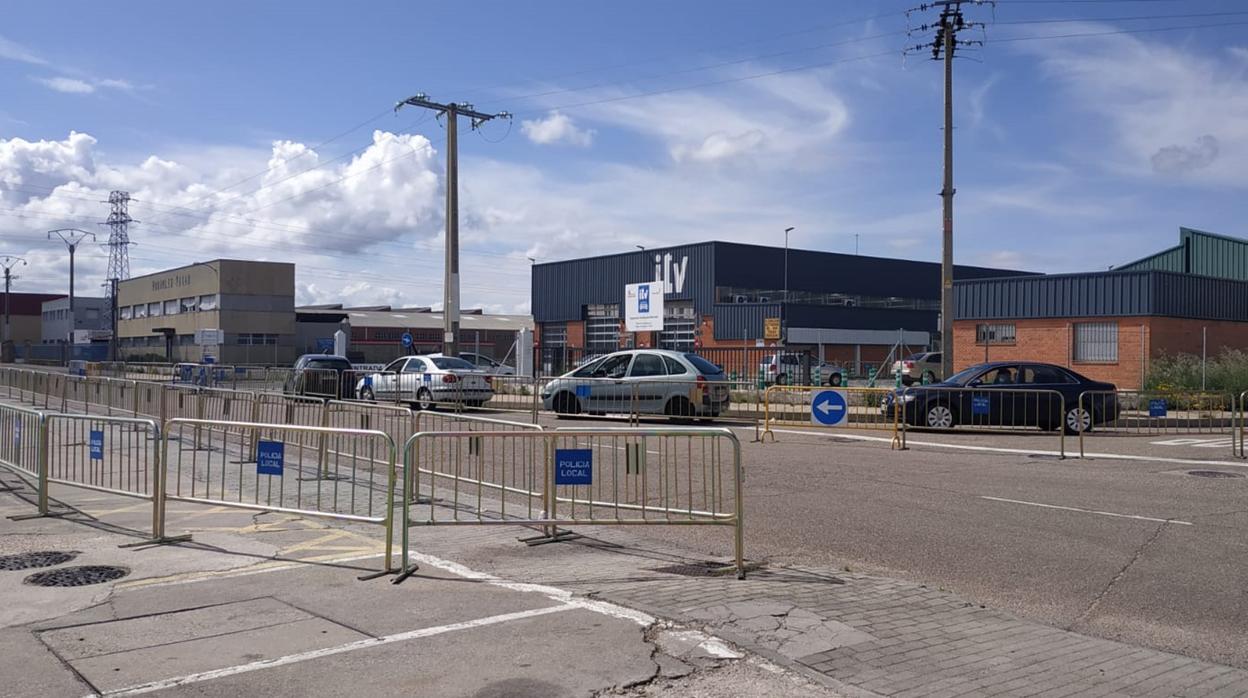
[1064,407,1093,435]
[828,373,843,387]
[925,403,956,429]
[775,373,788,386]
[553,392,580,416]
[359,387,375,402]
[665,397,695,417]
[416,388,435,411]
[921,371,936,385]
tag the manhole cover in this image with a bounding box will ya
[1187,470,1245,479]
[23,565,129,587]
[652,561,741,577]
[0,550,80,571]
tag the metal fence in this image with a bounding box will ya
[1078,389,1238,457]
[759,385,899,443]
[397,426,743,583]
[0,402,44,481]
[160,418,399,576]
[892,386,1069,456]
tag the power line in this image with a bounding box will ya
[989,18,1248,41]
[995,9,1248,24]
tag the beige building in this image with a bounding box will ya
[116,260,296,365]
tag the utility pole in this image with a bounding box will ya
[1,255,28,346]
[101,191,136,362]
[395,94,510,357]
[907,0,989,380]
[48,228,96,346]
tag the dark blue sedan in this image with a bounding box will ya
[881,362,1118,434]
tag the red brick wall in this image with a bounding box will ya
[1145,317,1248,359]
[952,318,1149,389]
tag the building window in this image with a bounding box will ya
[120,306,132,320]
[1073,322,1118,363]
[149,302,163,317]
[975,323,1016,345]
[541,323,567,348]
[658,302,696,351]
[164,299,179,315]
[236,333,278,345]
[132,304,147,319]
[180,297,198,313]
[585,304,620,353]
[199,294,219,311]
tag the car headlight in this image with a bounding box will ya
[900,394,918,403]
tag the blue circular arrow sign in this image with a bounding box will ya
[401,332,413,348]
[811,389,848,427]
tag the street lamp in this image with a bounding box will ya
[783,227,795,304]
[1,255,29,346]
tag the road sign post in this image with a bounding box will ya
[811,389,848,427]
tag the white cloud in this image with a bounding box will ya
[672,129,765,163]
[520,111,594,146]
[38,77,95,94]
[1017,26,1248,187]
[0,35,45,65]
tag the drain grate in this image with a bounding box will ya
[23,565,129,587]
[0,551,80,571]
[1187,470,1245,479]
[651,561,740,577]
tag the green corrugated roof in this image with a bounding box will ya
[1115,227,1248,281]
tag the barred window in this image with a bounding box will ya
[975,323,1016,345]
[1073,322,1118,363]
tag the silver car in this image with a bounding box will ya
[355,354,493,410]
[459,352,516,376]
[892,351,942,386]
[542,349,731,418]
[758,353,845,386]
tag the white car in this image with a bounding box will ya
[758,353,845,386]
[355,354,494,410]
[459,352,515,376]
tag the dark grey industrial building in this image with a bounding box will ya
[531,241,1028,374]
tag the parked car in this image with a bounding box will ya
[758,353,845,387]
[541,349,731,418]
[285,354,354,398]
[354,354,494,410]
[881,361,1118,434]
[459,352,515,376]
[893,352,942,386]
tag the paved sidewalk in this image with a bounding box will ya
[407,525,1248,697]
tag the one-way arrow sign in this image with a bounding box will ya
[811,389,849,427]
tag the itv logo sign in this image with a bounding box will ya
[638,285,650,313]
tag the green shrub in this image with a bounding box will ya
[1145,349,1248,395]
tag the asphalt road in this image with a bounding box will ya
[537,413,1248,669]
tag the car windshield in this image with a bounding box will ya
[430,357,476,370]
[683,354,723,375]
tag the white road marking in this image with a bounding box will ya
[92,605,575,696]
[1150,438,1235,448]
[119,552,388,589]
[979,496,1193,526]
[746,427,1248,468]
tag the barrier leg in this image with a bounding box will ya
[9,415,61,522]
[120,429,192,548]
[518,435,577,546]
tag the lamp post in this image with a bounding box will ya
[783,227,795,304]
[2,255,29,346]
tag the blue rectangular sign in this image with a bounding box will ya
[257,440,285,476]
[575,384,591,398]
[1149,399,1167,418]
[971,395,990,416]
[638,284,650,313]
[555,449,593,486]
[89,430,104,460]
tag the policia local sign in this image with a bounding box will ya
[624,281,664,332]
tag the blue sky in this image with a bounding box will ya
[3,0,1247,311]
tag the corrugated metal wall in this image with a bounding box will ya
[956,269,1248,322]
[711,303,782,340]
[1116,228,1248,280]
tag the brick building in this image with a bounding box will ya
[952,229,1248,390]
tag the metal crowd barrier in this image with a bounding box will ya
[1078,389,1238,458]
[759,384,899,443]
[159,418,398,576]
[894,385,1067,456]
[397,426,744,583]
[0,403,44,482]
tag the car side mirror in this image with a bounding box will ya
[968,379,982,387]
[592,369,607,378]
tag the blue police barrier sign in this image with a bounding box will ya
[401,332,413,348]
[1149,399,1167,418]
[972,395,990,416]
[257,440,285,476]
[575,384,591,398]
[89,430,104,460]
[810,389,848,427]
[555,449,593,485]
[363,375,373,389]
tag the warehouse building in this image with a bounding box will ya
[116,260,296,364]
[40,296,109,344]
[952,228,1248,390]
[296,305,532,365]
[531,241,1028,376]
